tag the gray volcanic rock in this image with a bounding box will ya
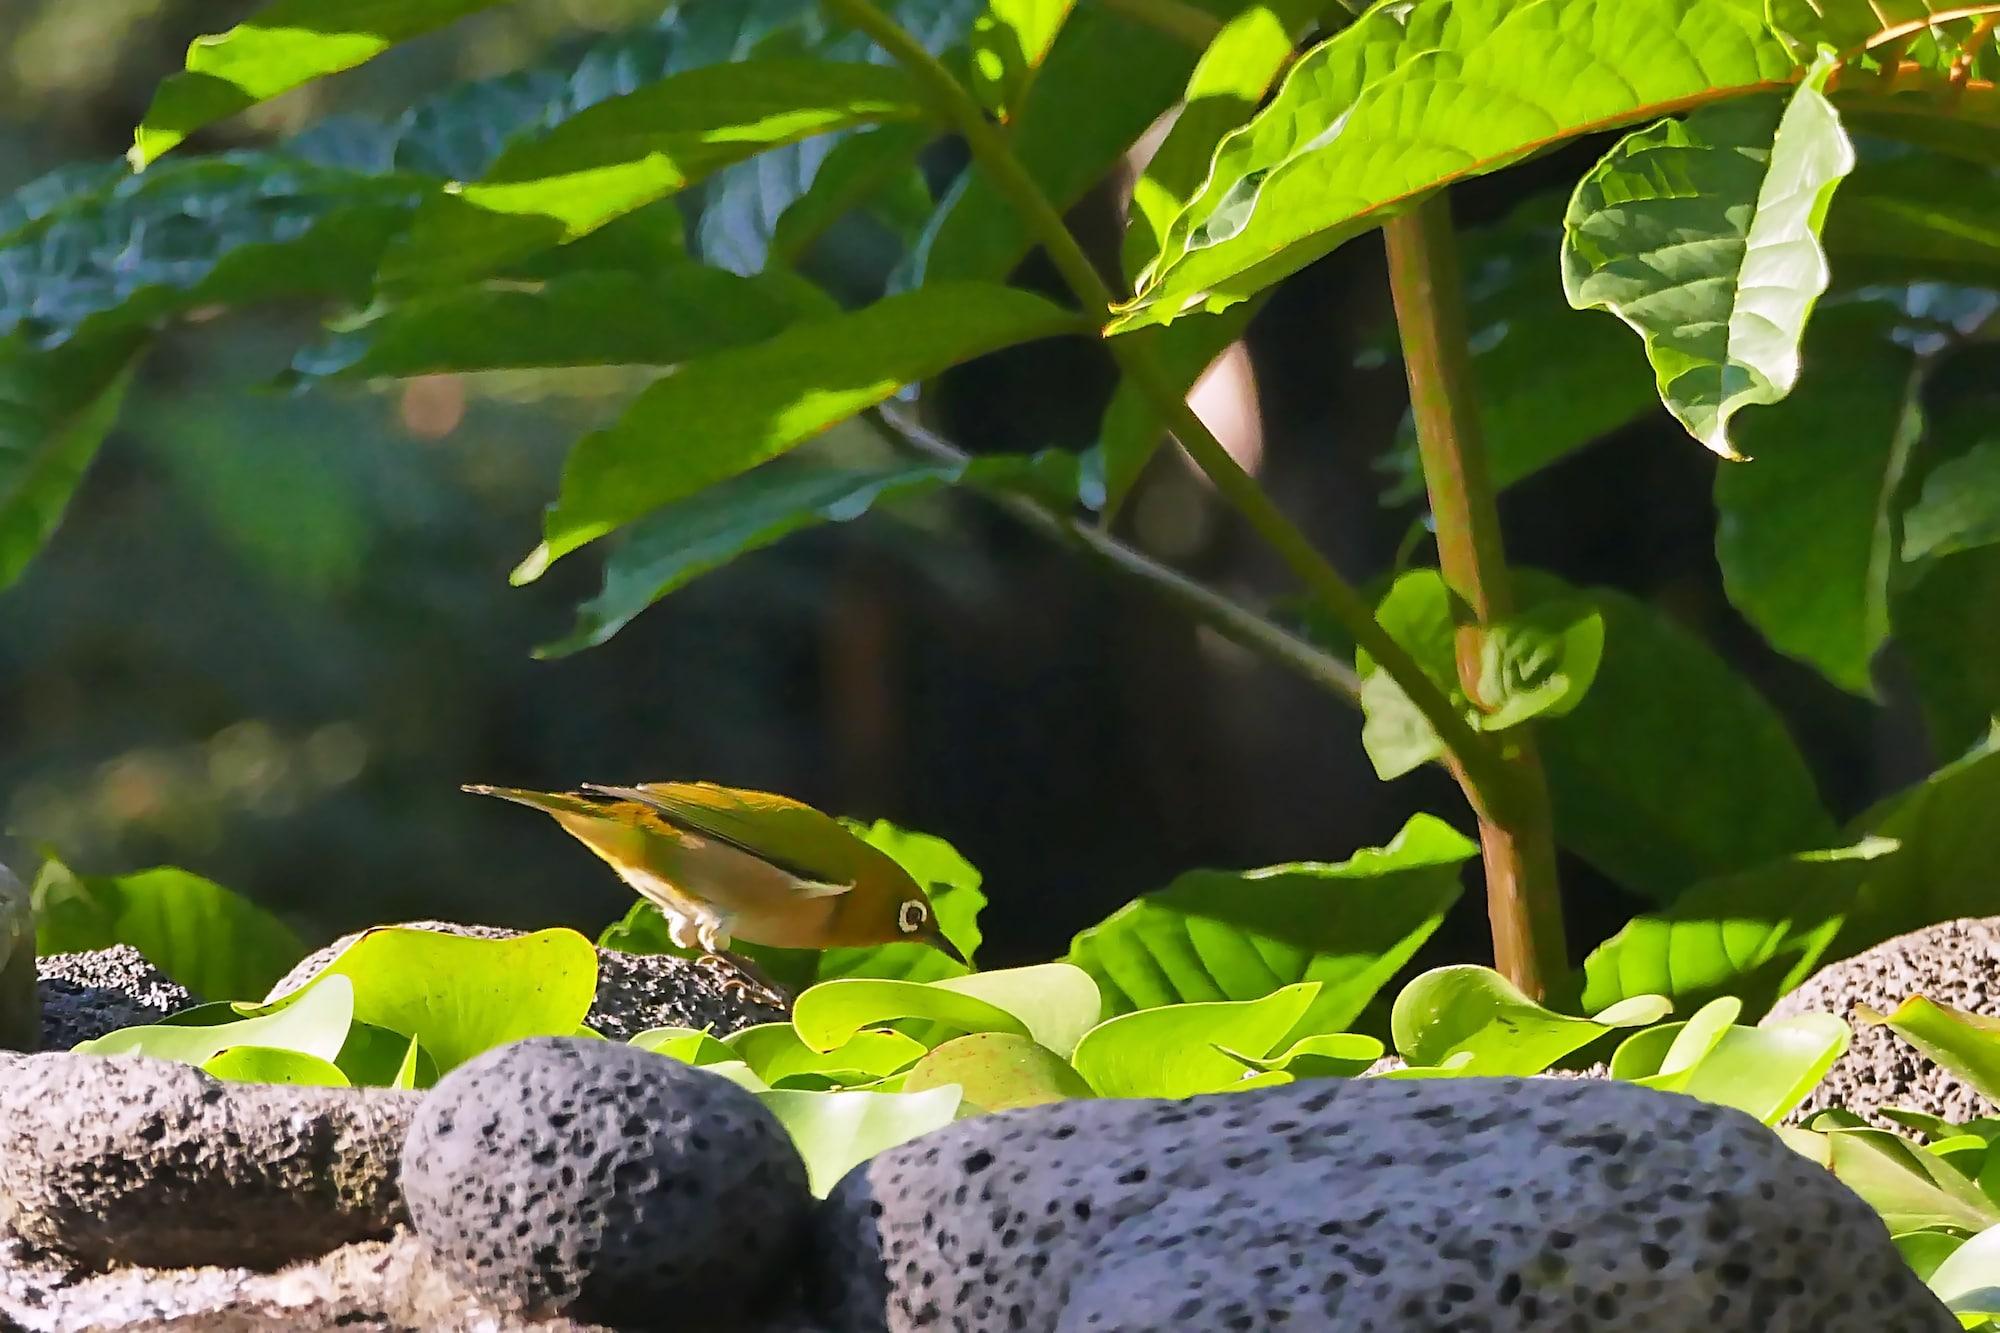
[402,1037,811,1328]
[1768,917,2000,1126]
[36,945,197,1051]
[267,920,786,1040]
[0,1051,414,1269]
[813,1075,1952,1333]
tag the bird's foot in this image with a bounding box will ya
[697,952,789,1011]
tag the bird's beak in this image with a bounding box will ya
[924,923,968,967]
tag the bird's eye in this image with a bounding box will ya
[897,900,927,934]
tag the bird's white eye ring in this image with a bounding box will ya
[898,900,927,933]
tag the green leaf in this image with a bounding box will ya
[291,268,811,381]
[1897,545,2000,756]
[1066,812,1474,1034]
[736,123,938,272]
[32,858,304,1000]
[1824,148,2000,286]
[383,61,928,286]
[971,0,1078,120]
[1581,837,1898,1012]
[201,1045,353,1087]
[727,1022,927,1084]
[1783,1124,2000,1234]
[1610,996,1742,1084]
[924,0,1241,282]
[1906,439,2000,562]
[1715,314,1922,695]
[901,1031,1094,1111]
[756,1084,962,1196]
[1929,1224,2000,1318]
[1628,1010,1850,1124]
[289,926,598,1072]
[1562,71,1855,456]
[0,334,143,592]
[1069,983,1322,1098]
[1115,0,1801,331]
[1218,1031,1385,1080]
[794,963,1099,1058]
[1861,997,2000,1110]
[335,1022,436,1089]
[131,0,515,167]
[1832,733,2000,952]
[78,974,355,1063]
[514,282,1081,577]
[1391,965,1670,1076]
[1356,571,1604,780]
[629,1026,741,1066]
[1123,0,1327,284]
[1520,574,1837,902]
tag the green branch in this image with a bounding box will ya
[823,0,1517,808]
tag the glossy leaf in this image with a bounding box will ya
[201,1045,352,1087]
[384,61,927,285]
[1562,73,1855,456]
[629,1026,741,1066]
[32,858,304,1000]
[1391,965,1670,1076]
[1861,997,2000,1109]
[1069,983,1322,1098]
[726,1023,927,1084]
[971,0,1077,119]
[1623,1008,1850,1124]
[1716,314,1922,695]
[1905,439,2000,562]
[901,1031,1094,1110]
[336,1023,436,1089]
[1067,813,1474,1035]
[758,1085,962,1196]
[1929,1224,2000,1319]
[791,979,1029,1051]
[290,926,598,1072]
[1115,0,1802,331]
[1219,1031,1385,1080]
[1783,1124,2000,1234]
[132,0,514,167]
[1357,571,1604,780]
[1520,574,1837,902]
[292,268,811,381]
[0,334,143,592]
[514,282,1081,577]
[77,974,355,1063]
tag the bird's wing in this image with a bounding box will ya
[581,782,857,894]
[462,785,613,821]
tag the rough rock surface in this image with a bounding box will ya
[0,1051,414,1269]
[267,920,787,1040]
[1768,916,2000,1126]
[813,1075,1953,1333]
[35,945,197,1051]
[403,1037,811,1328]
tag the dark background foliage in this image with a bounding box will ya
[0,0,1934,966]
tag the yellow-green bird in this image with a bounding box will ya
[462,781,965,965]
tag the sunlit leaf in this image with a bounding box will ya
[1861,996,2000,1110]
[1069,983,1321,1097]
[78,974,354,1063]
[757,1084,962,1195]
[901,1031,1094,1110]
[201,1045,352,1087]
[1391,965,1669,1076]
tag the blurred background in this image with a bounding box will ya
[0,0,1920,968]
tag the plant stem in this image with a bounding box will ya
[871,406,1365,703]
[1384,198,1566,998]
[824,0,1517,808]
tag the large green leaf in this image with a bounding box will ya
[1896,545,2000,755]
[757,1085,962,1195]
[793,964,1101,1057]
[1862,996,2000,1110]
[1610,1001,1849,1123]
[726,1023,928,1086]
[291,268,812,381]
[1066,813,1474,1035]
[1824,147,2000,286]
[1355,571,1605,780]
[1716,315,1922,695]
[970,0,1078,120]
[1123,0,1328,283]
[1783,1122,2000,1235]
[1562,71,1855,456]
[77,974,354,1063]
[32,858,303,1000]
[1520,574,1837,902]
[923,0,1248,283]
[0,334,143,593]
[1905,438,2000,562]
[1927,1223,2000,1319]
[1069,983,1321,1097]
[1114,0,1803,331]
[901,1031,1094,1111]
[289,926,598,1072]
[513,282,1082,576]
[383,61,928,286]
[702,124,936,275]
[131,0,516,167]
[1391,965,1670,1076]
[201,1046,354,1087]
[538,451,1087,658]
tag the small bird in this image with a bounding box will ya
[462,781,965,982]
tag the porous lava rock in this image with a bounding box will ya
[812,1075,1953,1332]
[267,920,786,1040]
[401,1037,811,1328]
[0,1051,414,1269]
[1768,916,2000,1126]
[35,944,197,1050]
